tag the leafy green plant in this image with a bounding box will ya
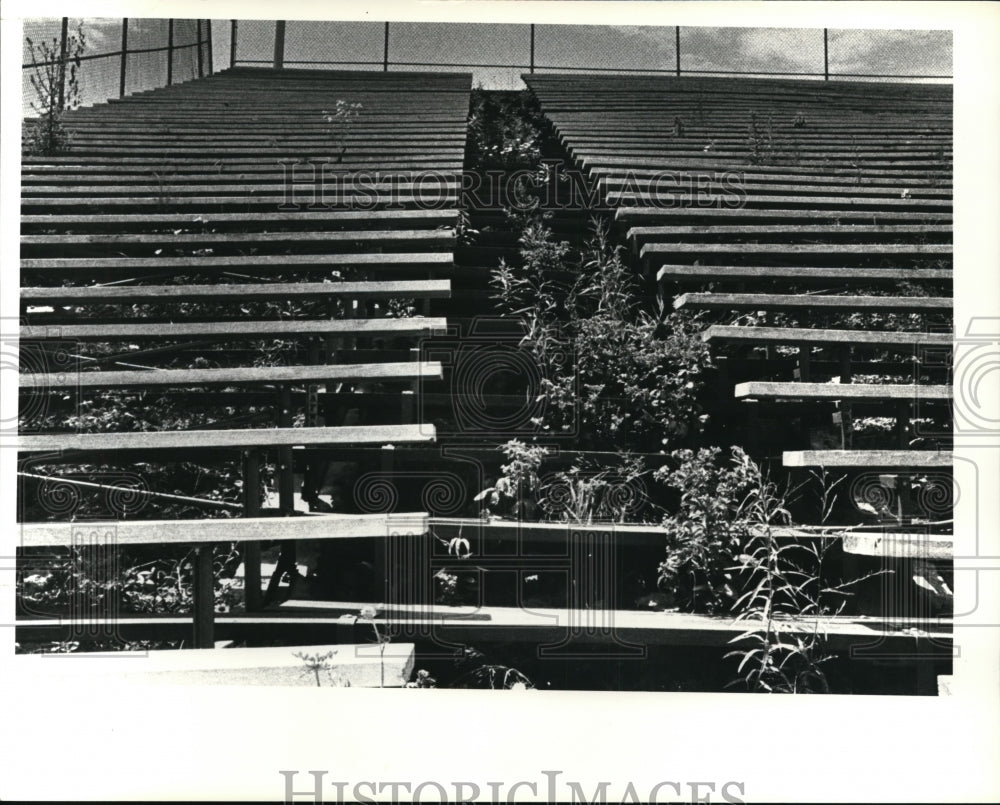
[17,542,244,619]
[433,569,461,605]
[322,100,363,163]
[474,439,549,519]
[25,23,86,155]
[405,669,437,688]
[294,649,349,687]
[492,217,712,452]
[449,646,534,690]
[539,453,650,524]
[720,465,884,693]
[466,87,543,172]
[359,604,390,687]
[746,112,775,166]
[655,446,775,614]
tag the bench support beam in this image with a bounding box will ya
[192,545,215,648]
[242,450,263,612]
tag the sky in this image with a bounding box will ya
[21,19,952,113]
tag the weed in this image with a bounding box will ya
[724,466,886,693]
[294,650,349,687]
[475,439,549,519]
[449,646,534,689]
[24,23,86,155]
[359,604,390,688]
[322,100,363,163]
[746,112,775,166]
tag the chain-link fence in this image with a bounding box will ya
[21,19,951,114]
[230,21,952,90]
[22,18,221,117]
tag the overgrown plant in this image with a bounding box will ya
[657,453,883,693]
[724,469,880,693]
[449,646,534,689]
[655,446,775,614]
[539,453,651,524]
[491,217,712,453]
[466,87,543,172]
[746,112,775,166]
[322,100,363,163]
[723,462,834,693]
[294,649,349,687]
[359,604,390,688]
[18,542,244,618]
[475,439,549,519]
[405,669,437,688]
[25,23,86,155]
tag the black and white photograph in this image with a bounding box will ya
[1,1,998,801]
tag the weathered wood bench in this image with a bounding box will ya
[701,325,952,351]
[783,450,952,468]
[20,209,459,231]
[27,361,443,390]
[18,513,430,651]
[16,423,436,454]
[734,381,952,402]
[675,293,951,313]
[21,280,451,306]
[20,253,454,277]
[641,242,952,264]
[21,317,448,342]
[657,265,952,286]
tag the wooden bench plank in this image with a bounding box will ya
[19,513,429,547]
[701,325,952,350]
[13,610,953,652]
[20,209,458,230]
[20,193,460,211]
[842,532,953,560]
[657,265,952,285]
[21,156,465,168]
[21,181,460,197]
[783,450,951,468]
[15,423,436,454]
[734,381,952,402]
[631,225,951,242]
[619,208,952,226]
[20,232,453,250]
[21,317,448,342]
[20,253,454,275]
[642,243,951,260]
[675,293,952,312]
[21,280,451,305]
[621,195,951,213]
[23,361,443,390]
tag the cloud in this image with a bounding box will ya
[827,29,952,77]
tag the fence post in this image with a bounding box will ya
[383,22,390,71]
[675,26,681,76]
[166,19,174,85]
[230,20,238,68]
[823,28,829,80]
[274,20,286,69]
[196,19,204,77]
[57,18,68,111]
[119,19,128,98]
[207,19,214,74]
[529,24,535,73]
